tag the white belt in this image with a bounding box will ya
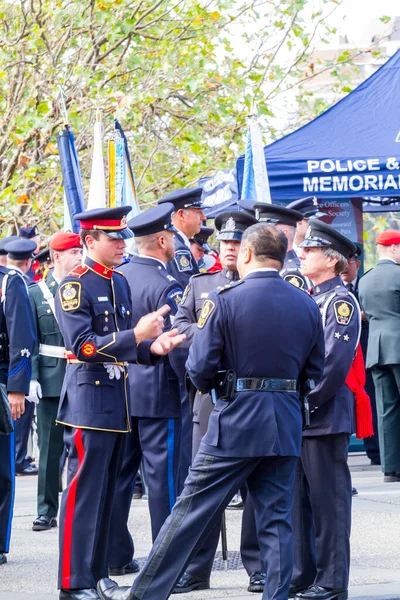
[39,344,67,359]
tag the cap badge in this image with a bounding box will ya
[312,197,318,207]
[120,216,127,227]
[223,217,236,231]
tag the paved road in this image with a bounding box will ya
[0,454,399,600]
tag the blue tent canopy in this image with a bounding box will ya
[236,50,400,211]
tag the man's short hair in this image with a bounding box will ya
[80,229,102,249]
[241,223,288,267]
[321,247,347,276]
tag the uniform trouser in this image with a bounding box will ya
[363,369,380,464]
[177,382,192,494]
[371,364,400,473]
[129,450,298,600]
[186,393,261,579]
[108,416,181,569]
[14,399,35,472]
[58,427,125,590]
[36,397,65,518]
[291,434,351,590]
[0,431,15,553]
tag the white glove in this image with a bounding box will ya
[26,379,42,404]
[103,364,124,380]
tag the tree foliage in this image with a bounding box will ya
[0,0,365,233]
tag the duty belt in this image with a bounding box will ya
[236,378,297,392]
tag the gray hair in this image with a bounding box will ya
[321,246,347,275]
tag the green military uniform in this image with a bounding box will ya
[29,271,66,519]
[359,259,400,474]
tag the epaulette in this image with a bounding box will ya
[217,279,244,294]
[334,285,352,298]
[114,270,125,277]
[69,265,89,278]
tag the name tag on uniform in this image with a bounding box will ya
[201,293,209,298]
[98,296,109,302]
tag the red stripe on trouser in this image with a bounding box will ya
[61,428,85,589]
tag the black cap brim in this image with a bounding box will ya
[103,228,134,240]
[217,231,243,241]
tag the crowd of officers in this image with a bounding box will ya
[0,188,396,600]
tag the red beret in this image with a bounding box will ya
[375,229,400,246]
[49,232,82,251]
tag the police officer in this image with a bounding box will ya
[0,236,18,267]
[28,232,83,531]
[97,222,325,600]
[158,187,205,288]
[54,206,185,600]
[291,220,360,600]
[287,197,327,247]
[108,204,183,575]
[4,239,38,476]
[254,203,307,290]
[158,188,206,490]
[189,226,214,269]
[172,210,264,595]
[0,248,36,565]
[341,245,380,467]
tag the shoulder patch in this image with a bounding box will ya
[197,299,215,329]
[174,249,193,273]
[333,300,354,325]
[69,265,89,278]
[181,283,191,305]
[283,274,305,289]
[59,282,81,312]
[217,279,244,294]
[167,288,183,312]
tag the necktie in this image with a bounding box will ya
[346,282,354,293]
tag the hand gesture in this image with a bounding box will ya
[150,329,186,356]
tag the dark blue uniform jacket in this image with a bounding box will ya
[118,255,183,419]
[55,257,155,432]
[305,276,360,436]
[187,270,325,458]
[166,231,199,289]
[0,267,35,394]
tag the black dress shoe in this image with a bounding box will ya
[0,553,7,566]
[16,464,38,476]
[109,560,140,576]
[248,571,266,593]
[97,579,134,600]
[172,572,210,594]
[289,585,309,598]
[384,472,400,482]
[295,585,348,600]
[32,515,57,531]
[351,487,358,496]
[60,588,100,600]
